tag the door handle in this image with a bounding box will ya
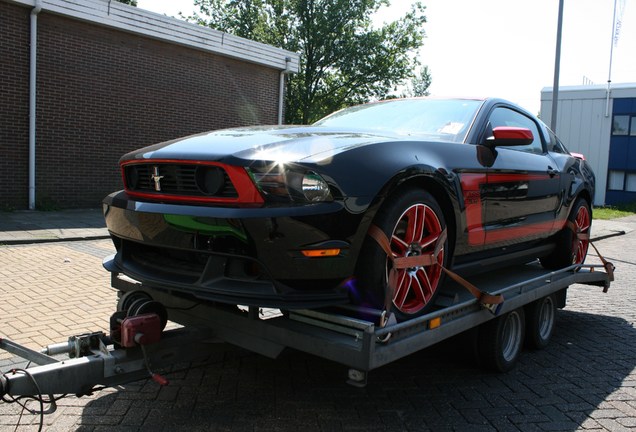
[547,167,559,177]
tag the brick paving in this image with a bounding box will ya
[0,218,635,431]
[0,209,108,244]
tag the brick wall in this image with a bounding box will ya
[0,3,30,209]
[0,2,281,209]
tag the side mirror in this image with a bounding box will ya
[486,127,533,147]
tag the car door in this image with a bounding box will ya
[480,106,562,247]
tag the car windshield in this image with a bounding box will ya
[314,98,483,143]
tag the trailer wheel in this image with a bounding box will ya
[478,308,525,372]
[354,188,448,321]
[525,294,556,350]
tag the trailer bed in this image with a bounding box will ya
[114,261,611,373]
[1,262,612,396]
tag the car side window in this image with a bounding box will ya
[546,128,569,154]
[487,107,544,154]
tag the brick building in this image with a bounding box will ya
[0,0,299,209]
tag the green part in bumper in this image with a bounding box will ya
[163,214,248,242]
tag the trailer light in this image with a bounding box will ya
[301,248,341,257]
[428,317,442,329]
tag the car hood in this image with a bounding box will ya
[121,125,405,165]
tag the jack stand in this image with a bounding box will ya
[347,369,368,388]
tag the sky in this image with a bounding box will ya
[136,0,635,116]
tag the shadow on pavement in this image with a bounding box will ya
[78,308,635,431]
[0,209,105,231]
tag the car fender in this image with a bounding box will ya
[563,159,595,216]
[346,164,462,263]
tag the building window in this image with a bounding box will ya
[612,115,630,135]
[631,117,636,136]
[608,170,625,190]
[626,173,636,192]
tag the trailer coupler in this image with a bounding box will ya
[1,325,220,401]
[42,331,110,358]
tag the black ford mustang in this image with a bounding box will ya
[103,98,594,320]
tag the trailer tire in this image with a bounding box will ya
[354,188,448,321]
[478,308,525,372]
[525,294,556,350]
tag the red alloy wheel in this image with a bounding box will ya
[389,203,445,315]
[572,205,591,265]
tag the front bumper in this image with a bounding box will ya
[102,191,369,308]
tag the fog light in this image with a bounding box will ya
[196,166,225,195]
[126,166,140,189]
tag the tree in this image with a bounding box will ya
[409,65,432,97]
[116,0,137,6]
[187,0,429,124]
[402,65,432,98]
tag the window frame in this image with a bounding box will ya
[484,106,545,154]
[612,115,630,136]
[608,170,626,191]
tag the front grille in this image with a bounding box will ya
[121,240,268,284]
[125,163,238,198]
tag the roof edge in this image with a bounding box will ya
[6,0,300,72]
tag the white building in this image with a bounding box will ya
[541,83,636,206]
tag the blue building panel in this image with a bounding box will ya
[608,137,630,170]
[613,98,633,114]
[606,190,636,205]
[629,138,636,169]
[606,97,636,205]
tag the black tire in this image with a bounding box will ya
[541,197,591,269]
[353,188,448,321]
[525,294,556,350]
[478,308,526,372]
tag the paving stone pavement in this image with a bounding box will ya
[0,219,634,431]
[0,209,109,244]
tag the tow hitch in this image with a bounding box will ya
[0,291,217,401]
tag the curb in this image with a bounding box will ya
[0,235,111,246]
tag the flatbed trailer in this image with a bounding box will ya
[1,261,612,402]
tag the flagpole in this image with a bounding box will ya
[606,0,618,117]
[550,0,564,132]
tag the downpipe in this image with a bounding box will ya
[29,0,43,209]
[277,57,293,125]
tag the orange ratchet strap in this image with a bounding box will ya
[368,225,504,315]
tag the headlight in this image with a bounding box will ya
[248,165,333,203]
[301,172,332,202]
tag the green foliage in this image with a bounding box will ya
[392,65,431,99]
[187,0,429,124]
[35,195,61,211]
[409,65,432,97]
[0,203,16,212]
[116,0,138,6]
[594,202,636,220]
